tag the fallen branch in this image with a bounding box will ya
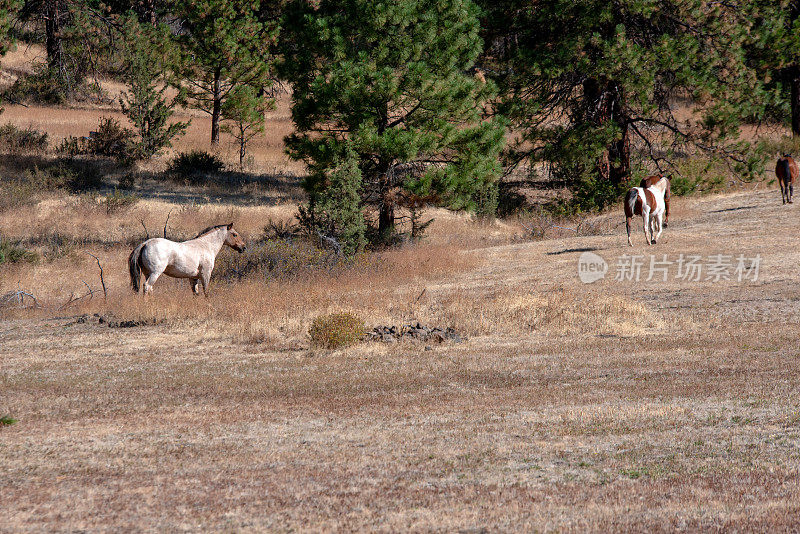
[139,218,150,239]
[59,280,99,310]
[0,285,39,308]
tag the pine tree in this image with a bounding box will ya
[479,0,773,209]
[0,0,18,57]
[280,0,505,241]
[118,14,188,160]
[739,1,800,136]
[302,145,367,256]
[0,0,21,112]
[175,0,275,146]
[221,84,269,169]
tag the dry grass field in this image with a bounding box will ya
[2,181,800,531]
[2,43,800,532]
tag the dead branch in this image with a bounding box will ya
[315,230,343,257]
[59,281,99,310]
[139,218,150,239]
[86,252,107,301]
[0,284,39,308]
[163,208,173,239]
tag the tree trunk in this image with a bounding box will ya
[239,125,246,168]
[211,69,222,146]
[44,2,63,72]
[791,71,800,137]
[790,2,800,137]
[378,166,394,238]
[583,77,629,187]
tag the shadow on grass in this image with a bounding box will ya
[0,154,305,207]
[546,246,601,256]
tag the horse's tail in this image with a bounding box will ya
[781,157,793,184]
[624,188,639,219]
[624,188,639,243]
[128,242,146,293]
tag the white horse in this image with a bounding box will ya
[624,175,670,246]
[129,223,246,296]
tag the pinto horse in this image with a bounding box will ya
[640,173,671,227]
[775,154,798,204]
[624,175,670,246]
[129,223,246,296]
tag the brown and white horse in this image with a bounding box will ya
[129,223,246,296]
[624,175,670,246]
[640,173,671,227]
[775,154,798,204]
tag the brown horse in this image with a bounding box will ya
[640,174,671,227]
[775,154,798,204]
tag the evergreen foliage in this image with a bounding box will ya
[300,145,367,256]
[221,84,269,168]
[479,0,777,209]
[175,0,276,146]
[117,14,188,161]
[280,0,505,240]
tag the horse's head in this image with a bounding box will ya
[224,223,246,253]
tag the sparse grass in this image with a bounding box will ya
[0,239,38,265]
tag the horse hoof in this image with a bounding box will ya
[790,200,794,204]
[651,239,657,244]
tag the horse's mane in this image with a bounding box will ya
[194,225,226,238]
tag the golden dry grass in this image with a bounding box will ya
[3,183,800,531]
[2,47,800,531]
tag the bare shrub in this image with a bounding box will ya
[0,123,48,154]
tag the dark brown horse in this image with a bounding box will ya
[640,174,671,227]
[775,154,798,204]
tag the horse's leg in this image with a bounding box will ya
[143,271,161,295]
[653,212,663,244]
[781,179,787,204]
[626,217,633,247]
[199,270,211,298]
[642,209,651,245]
[790,182,794,204]
[191,278,202,296]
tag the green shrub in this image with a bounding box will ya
[0,415,17,427]
[167,151,224,183]
[0,123,48,154]
[4,65,68,104]
[104,188,139,214]
[670,174,699,196]
[0,239,39,265]
[118,172,138,190]
[57,136,87,157]
[56,117,134,162]
[91,117,134,158]
[308,312,365,349]
[22,165,73,190]
[2,63,103,105]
